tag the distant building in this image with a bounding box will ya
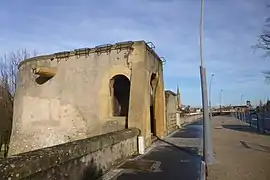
[176,86,182,110]
[164,90,181,134]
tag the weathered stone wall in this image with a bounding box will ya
[10,43,133,155]
[181,114,203,125]
[165,91,178,135]
[9,41,166,155]
[0,128,139,180]
[146,47,166,141]
[128,43,166,147]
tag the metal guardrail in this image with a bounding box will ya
[232,111,270,133]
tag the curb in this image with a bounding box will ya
[200,161,206,180]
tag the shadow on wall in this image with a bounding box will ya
[29,158,105,180]
[0,86,13,158]
[0,130,11,158]
[0,126,12,157]
[81,159,103,180]
[35,76,53,85]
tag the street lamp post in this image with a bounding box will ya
[240,94,243,105]
[219,89,223,112]
[199,0,214,165]
[209,73,214,120]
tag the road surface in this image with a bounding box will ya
[208,116,270,180]
[104,120,203,180]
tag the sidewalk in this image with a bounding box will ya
[208,116,270,180]
[105,120,203,180]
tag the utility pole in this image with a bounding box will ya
[219,89,223,113]
[199,0,214,167]
[209,73,214,120]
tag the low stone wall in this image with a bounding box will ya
[0,128,140,180]
[165,113,202,136]
[181,113,202,125]
[166,112,178,135]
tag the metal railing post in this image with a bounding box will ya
[256,113,260,131]
[262,110,265,133]
[249,112,252,126]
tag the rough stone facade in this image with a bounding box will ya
[0,128,139,180]
[165,90,179,135]
[9,41,166,155]
[182,114,203,125]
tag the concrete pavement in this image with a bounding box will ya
[208,116,270,180]
[105,120,203,180]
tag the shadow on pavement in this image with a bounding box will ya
[170,128,202,138]
[115,120,203,180]
[116,144,201,180]
[240,141,270,154]
[171,120,203,138]
[222,124,270,136]
[157,138,201,158]
[187,119,203,125]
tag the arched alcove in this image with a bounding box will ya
[110,75,130,117]
[150,73,157,136]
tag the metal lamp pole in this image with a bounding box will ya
[240,94,243,105]
[219,89,223,112]
[209,73,214,120]
[199,0,214,165]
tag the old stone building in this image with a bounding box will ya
[8,41,167,155]
[165,90,181,135]
[176,86,182,109]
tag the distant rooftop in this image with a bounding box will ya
[165,90,177,96]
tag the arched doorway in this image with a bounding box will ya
[110,75,130,117]
[150,73,157,136]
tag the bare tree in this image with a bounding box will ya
[254,6,270,80]
[256,17,270,53]
[0,49,36,157]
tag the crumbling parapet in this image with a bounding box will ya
[9,41,166,156]
[1,128,140,180]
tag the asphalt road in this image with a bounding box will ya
[107,120,203,180]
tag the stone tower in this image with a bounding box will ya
[9,41,166,155]
[176,85,181,109]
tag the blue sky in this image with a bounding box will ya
[0,0,269,107]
